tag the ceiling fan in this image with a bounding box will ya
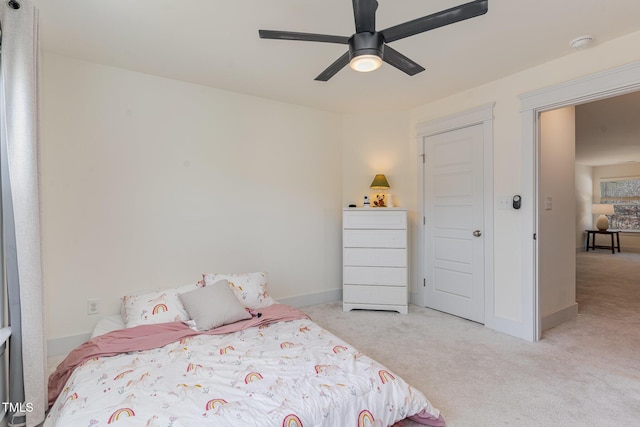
[259,0,488,81]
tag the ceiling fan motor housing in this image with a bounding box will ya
[348,32,384,60]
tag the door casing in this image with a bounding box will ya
[520,61,640,341]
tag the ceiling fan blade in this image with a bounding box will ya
[380,0,488,43]
[259,30,349,44]
[382,45,425,76]
[352,0,378,33]
[315,52,350,81]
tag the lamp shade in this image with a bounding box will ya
[592,204,614,215]
[370,174,390,189]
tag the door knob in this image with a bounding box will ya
[473,230,482,237]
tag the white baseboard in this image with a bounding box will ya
[621,247,640,254]
[47,289,343,358]
[277,288,342,309]
[409,291,419,306]
[47,333,91,357]
[542,302,578,331]
[579,247,640,254]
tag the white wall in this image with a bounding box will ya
[339,30,640,338]
[342,111,413,209]
[591,163,640,252]
[341,111,422,295]
[40,53,344,341]
[41,27,640,343]
[538,107,576,326]
[411,33,640,334]
[575,163,594,249]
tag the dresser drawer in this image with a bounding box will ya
[344,266,406,286]
[343,285,407,305]
[343,210,407,229]
[344,248,406,267]
[343,229,406,248]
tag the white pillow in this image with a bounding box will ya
[175,280,204,295]
[179,279,252,331]
[120,280,205,328]
[202,272,275,310]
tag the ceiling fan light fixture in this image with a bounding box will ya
[349,54,383,72]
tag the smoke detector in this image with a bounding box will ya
[570,35,593,49]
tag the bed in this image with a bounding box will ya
[46,273,445,426]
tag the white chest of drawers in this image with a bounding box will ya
[342,208,408,314]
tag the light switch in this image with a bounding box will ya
[545,197,552,210]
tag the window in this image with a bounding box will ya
[600,177,640,230]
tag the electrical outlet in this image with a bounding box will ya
[87,299,100,315]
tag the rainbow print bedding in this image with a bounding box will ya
[46,305,444,426]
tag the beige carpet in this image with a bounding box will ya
[303,251,640,426]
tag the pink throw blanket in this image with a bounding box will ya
[48,304,309,408]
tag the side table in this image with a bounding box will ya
[585,230,621,254]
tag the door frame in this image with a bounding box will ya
[520,61,640,341]
[416,103,495,328]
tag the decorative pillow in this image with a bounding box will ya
[121,289,190,328]
[178,279,252,331]
[120,280,204,328]
[202,272,275,309]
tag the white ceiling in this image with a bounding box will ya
[32,0,640,113]
[576,92,640,167]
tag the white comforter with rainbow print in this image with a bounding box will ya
[46,317,443,427]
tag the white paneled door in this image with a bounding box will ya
[423,124,484,323]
